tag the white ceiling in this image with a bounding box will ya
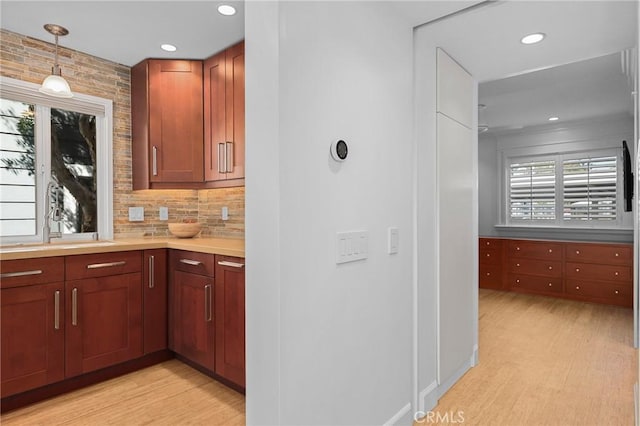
[0,1,246,66]
[1,1,636,136]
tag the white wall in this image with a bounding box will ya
[478,114,634,243]
[246,2,415,424]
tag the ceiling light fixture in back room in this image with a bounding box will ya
[39,24,73,98]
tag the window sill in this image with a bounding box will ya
[492,225,633,243]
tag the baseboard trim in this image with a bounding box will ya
[418,380,438,413]
[1,350,173,413]
[437,351,475,400]
[384,402,412,426]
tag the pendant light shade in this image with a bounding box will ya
[39,24,73,98]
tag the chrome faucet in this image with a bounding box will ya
[43,181,62,243]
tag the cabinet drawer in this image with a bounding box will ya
[0,257,65,288]
[508,274,563,294]
[479,248,501,265]
[508,259,562,277]
[566,279,632,306]
[508,240,562,260]
[565,262,631,283]
[171,250,215,277]
[565,243,632,265]
[65,251,142,280]
[479,238,502,249]
[479,264,502,289]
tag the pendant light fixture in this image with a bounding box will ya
[39,24,73,98]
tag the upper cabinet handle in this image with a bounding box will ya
[217,143,225,174]
[0,269,43,278]
[217,260,245,268]
[87,261,126,269]
[152,146,158,176]
[180,259,202,266]
[226,141,234,173]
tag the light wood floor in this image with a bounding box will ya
[3,290,637,425]
[1,360,245,425]
[430,289,638,426]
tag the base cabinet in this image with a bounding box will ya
[144,249,168,354]
[214,256,245,387]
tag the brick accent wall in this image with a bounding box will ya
[0,29,244,239]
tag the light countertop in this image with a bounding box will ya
[0,237,244,261]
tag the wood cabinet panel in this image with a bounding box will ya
[507,240,562,260]
[170,270,215,371]
[143,249,168,354]
[479,248,500,264]
[0,257,64,289]
[214,256,245,387]
[566,279,632,307]
[565,243,632,265]
[479,264,502,290]
[1,283,64,397]
[508,274,563,294]
[479,238,502,249]
[65,273,143,377]
[65,251,142,280]
[565,262,631,283]
[508,259,562,278]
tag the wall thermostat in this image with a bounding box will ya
[330,139,348,162]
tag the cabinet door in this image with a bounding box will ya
[65,273,143,377]
[144,249,168,354]
[171,270,215,370]
[148,60,204,183]
[214,256,245,387]
[204,41,245,183]
[1,283,64,397]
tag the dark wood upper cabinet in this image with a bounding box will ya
[204,41,245,184]
[131,59,204,189]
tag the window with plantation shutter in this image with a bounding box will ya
[509,160,556,221]
[563,156,617,221]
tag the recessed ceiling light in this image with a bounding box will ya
[161,44,177,52]
[548,116,559,121]
[521,33,546,45]
[218,4,236,16]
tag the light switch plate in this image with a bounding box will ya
[336,231,368,264]
[128,206,144,222]
[159,207,168,221]
[221,206,229,221]
[388,227,399,254]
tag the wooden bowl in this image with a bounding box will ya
[168,222,202,238]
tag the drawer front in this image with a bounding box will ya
[509,259,562,277]
[566,279,632,306]
[66,251,142,280]
[565,243,632,265]
[170,250,215,277]
[508,240,562,260]
[479,248,501,265]
[479,264,502,289]
[508,274,563,294]
[565,262,631,283]
[0,257,65,288]
[479,238,502,249]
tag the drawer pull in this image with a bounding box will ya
[72,287,78,326]
[0,269,43,278]
[516,263,520,267]
[575,268,580,272]
[87,261,126,270]
[217,260,245,268]
[205,284,212,322]
[615,253,619,257]
[575,286,580,290]
[516,247,520,251]
[486,241,490,246]
[615,290,619,295]
[614,272,619,276]
[486,253,490,257]
[575,250,580,255]
[515,279,520,283]
[548,266,553,270]
[149,255,155,288]
[548,283,553,287]
[180,259,203,266]
[548,249,553,253]
[54,290,60,330]
[486,272,491,276]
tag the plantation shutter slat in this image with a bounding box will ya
[563,156,617,221]
[509,160,555,220]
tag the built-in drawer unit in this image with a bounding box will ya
[508,258,562,278]
[507,239,562,261]
[565,279,632,307]
[508,274,563,294]
[478,238,503,290]
[0,256,65,289]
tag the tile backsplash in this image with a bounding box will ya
[0,29,244,240]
